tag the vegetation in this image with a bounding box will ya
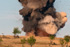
[1,34,70,47]
[49,35,55,47]
[27,36,36,47]
[13,27,21,38]
[21,38,26,47]
[0,38,3,45]
[60,39,64,47]
[64,35,70,47]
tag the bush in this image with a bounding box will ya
[27,36,36,47]
[21,38,26,44]
[60,39,64,47]
[0,38,3,44]
[21,38,26,47]
[64,35,70,47]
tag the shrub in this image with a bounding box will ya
[27,36,36,47]
[0,38,3,45]
[49,35,55,46]
[21,38,26,47]
[64,35,70,47]
[60,39,64,47]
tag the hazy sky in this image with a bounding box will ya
[0,0,25,36]
[0,0,70,37]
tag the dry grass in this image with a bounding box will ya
[0,35,70,47]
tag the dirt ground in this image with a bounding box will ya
[0,35,70,47]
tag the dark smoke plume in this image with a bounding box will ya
[18,0,67,36]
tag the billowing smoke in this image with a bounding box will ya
[18,0,67,36]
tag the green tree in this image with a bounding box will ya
[21,38,26,47]
[64,35,70,47]
[60,39,64,47]
[49,35,55,47]
[27,36,36,47]
[13,27,21,38]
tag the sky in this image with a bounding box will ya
[0,0,70,38]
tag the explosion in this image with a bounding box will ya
[18,0,67,36]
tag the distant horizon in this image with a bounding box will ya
[0,0,70,38]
